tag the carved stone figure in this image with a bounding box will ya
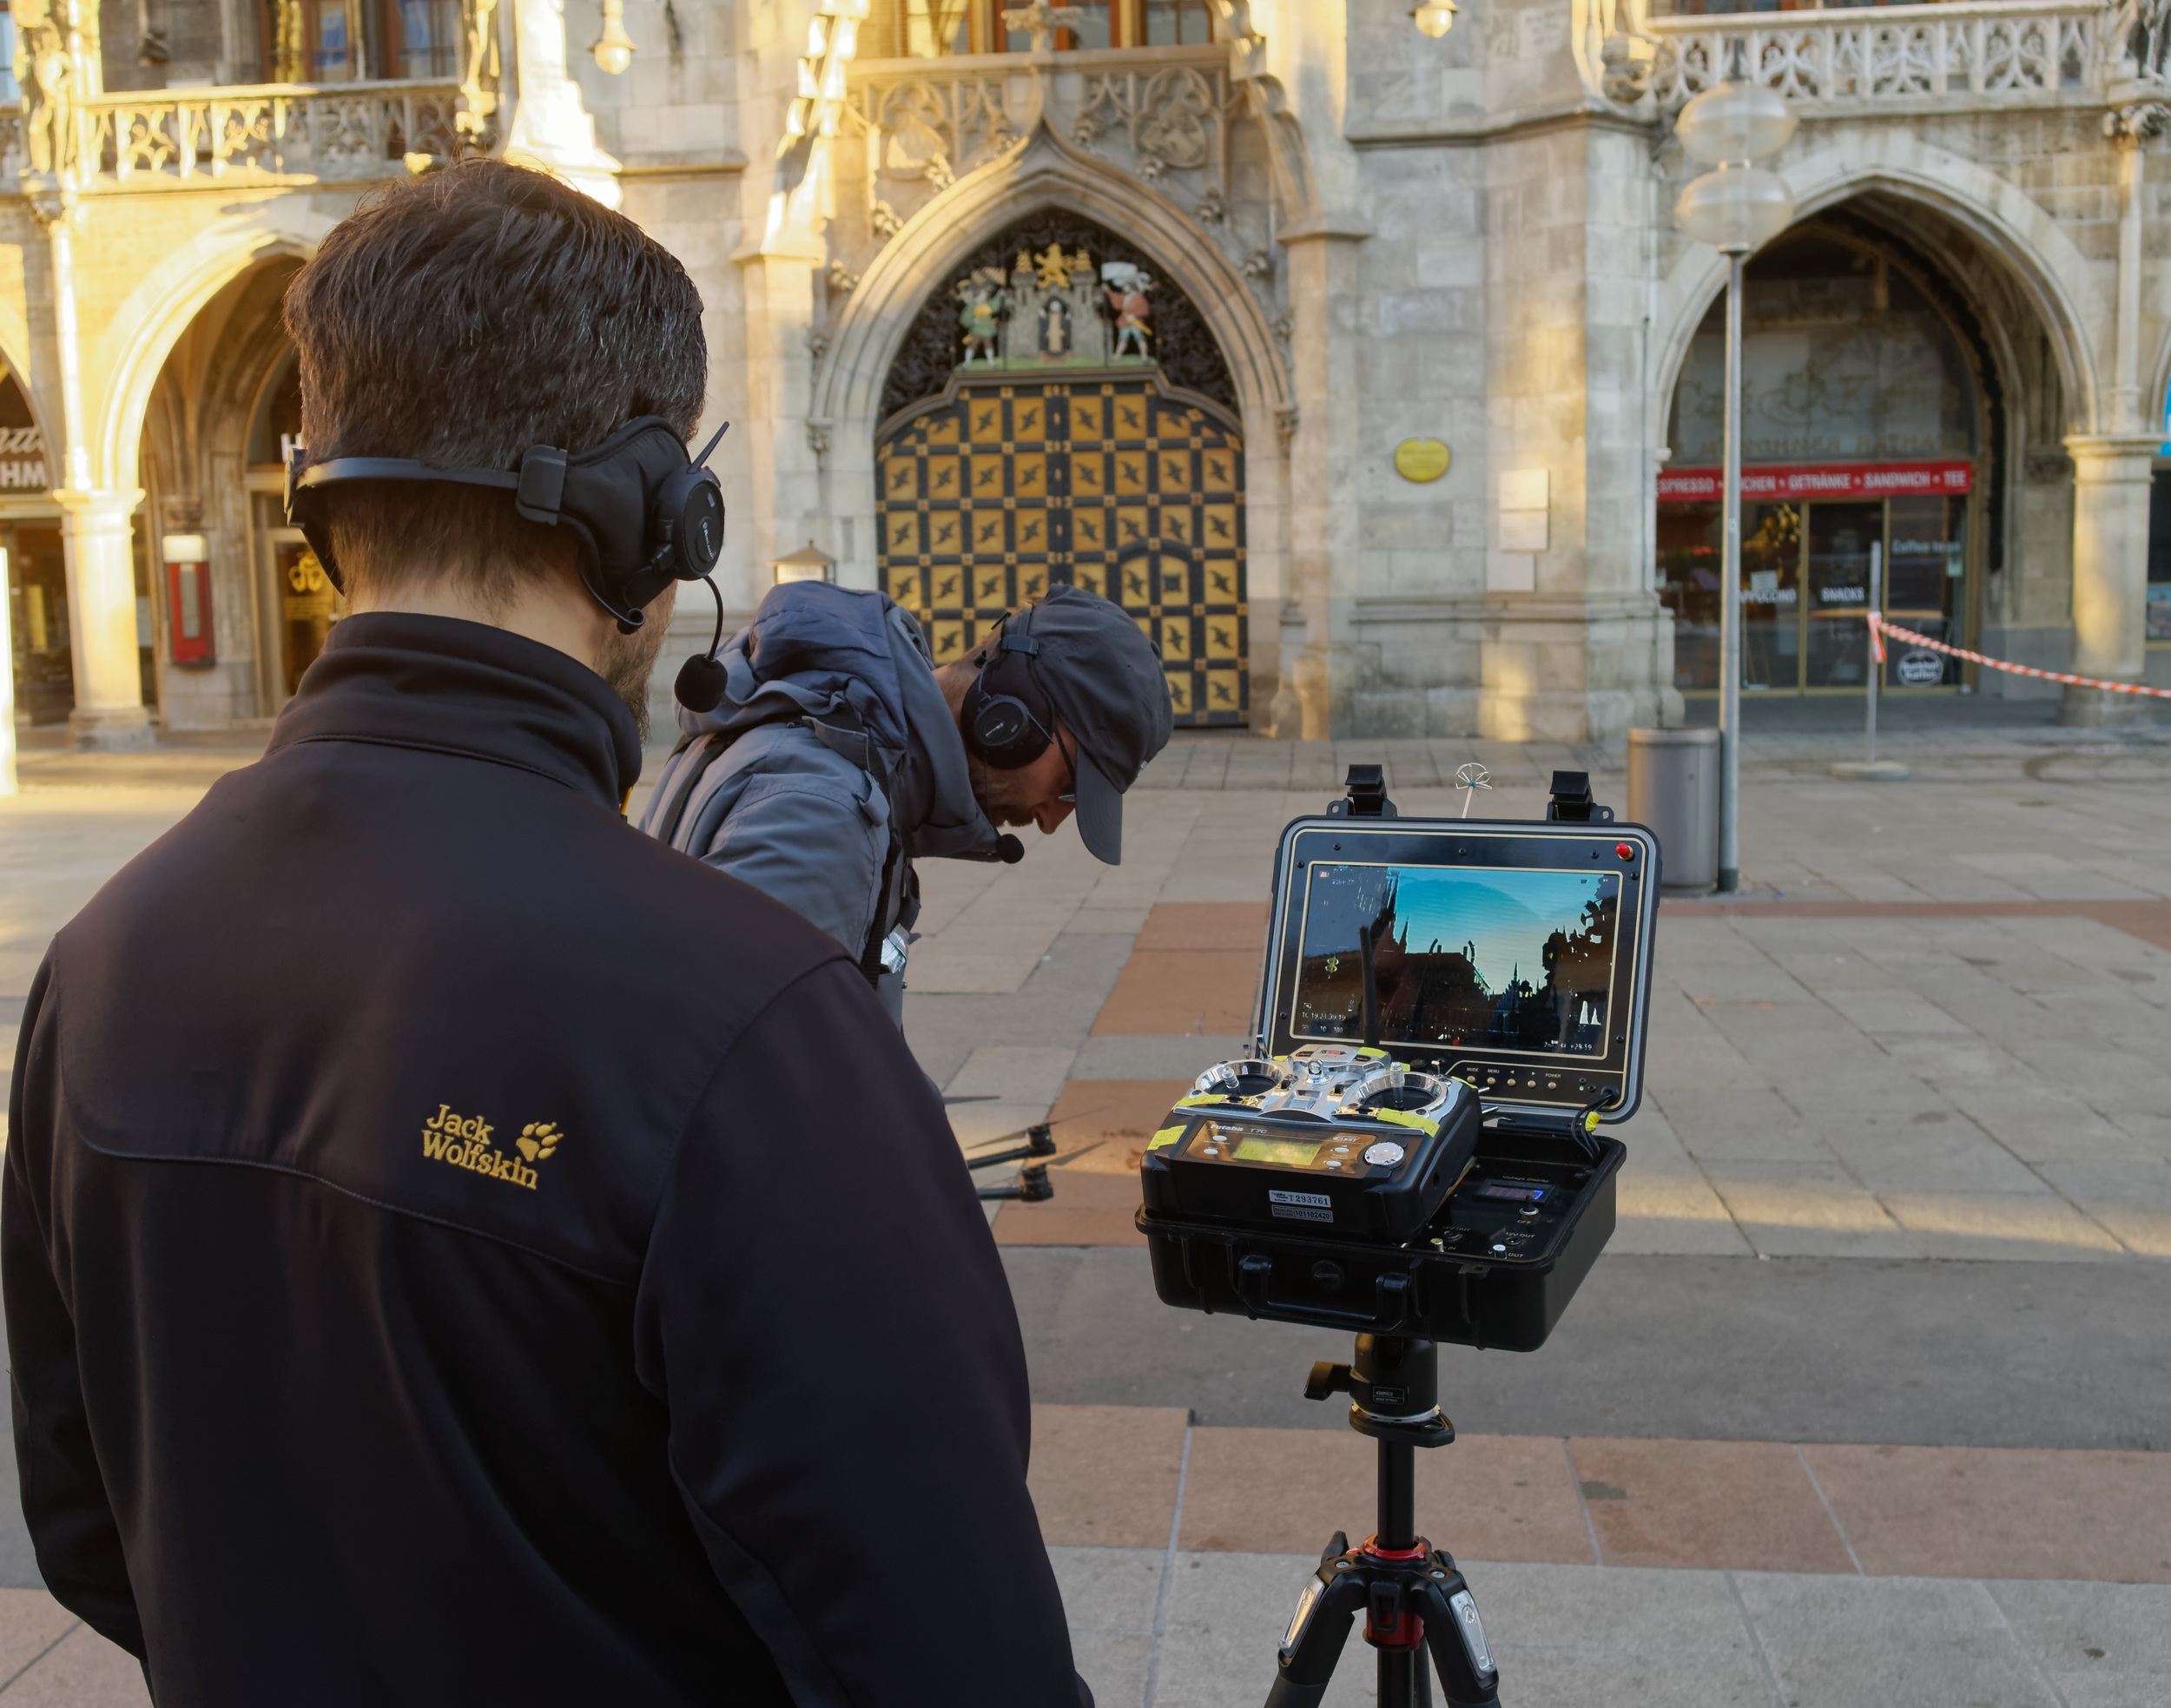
[1031,244,1091,289]
[15,0,76,180]
[1039,295,1073,358]
[1103,262,1154,361]
[956,267,1007,366]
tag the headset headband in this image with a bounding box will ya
[285,417,727,635]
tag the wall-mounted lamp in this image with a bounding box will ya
[773,542,837,585]
[592,0,636,74]
[1410,0,1458,38]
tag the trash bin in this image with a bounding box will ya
[1626,728,1718,894]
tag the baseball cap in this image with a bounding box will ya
[1019,584,1173,864]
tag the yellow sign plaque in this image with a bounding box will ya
[1394,439,1451,483]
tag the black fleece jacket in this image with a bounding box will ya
[3,612,1087,1707]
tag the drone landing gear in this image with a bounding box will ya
[967,1121,1055,1202]
[1266,1336,1500,1708]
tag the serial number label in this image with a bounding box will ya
[1269,1190,1332,1208]
[1271,1204,1335,1222]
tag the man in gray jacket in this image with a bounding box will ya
[639,580,1172,1020]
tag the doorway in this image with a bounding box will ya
[1658,492,1970,694]
[5,524,72,724]
[876,373,1248,724]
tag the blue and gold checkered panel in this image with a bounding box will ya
[876,376,1247,726]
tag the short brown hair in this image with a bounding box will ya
[284,160,707,604]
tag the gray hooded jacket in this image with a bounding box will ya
[637,582,999,1020]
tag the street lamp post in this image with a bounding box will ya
[1673,77,1795,894]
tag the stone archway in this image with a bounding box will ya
[873,208,1250,725]
[1652,171,2102,706]
[138,254,312,726]
[814,120,1290,718]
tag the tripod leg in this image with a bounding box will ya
[1264,1562,1369,1708]
[1415,1564,1500,1708]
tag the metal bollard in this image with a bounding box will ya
[1626,728,1719,894]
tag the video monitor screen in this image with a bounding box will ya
[1289,862,1622,1056]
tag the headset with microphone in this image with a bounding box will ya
[285,416,739,712]
[960,609,1059,771]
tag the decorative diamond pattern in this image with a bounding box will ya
[877,374,1248,726]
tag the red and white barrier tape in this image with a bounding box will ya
[1869,612,2171,699]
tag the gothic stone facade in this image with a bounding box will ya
[4,0,2168,747]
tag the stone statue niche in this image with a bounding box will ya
[999,245,1112,367]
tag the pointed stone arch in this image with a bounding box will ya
[94,210,339,493]
[1650,139,2107,456]
[812,120,1291,648]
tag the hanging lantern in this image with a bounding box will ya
[591,0,636,74]
[1410,0,1458,38]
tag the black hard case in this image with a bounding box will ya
[1135,808,1656,1355]
[1139,1127,1624,1352]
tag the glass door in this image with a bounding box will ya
[1740,502,1802,690]
[1804,502,1880,689]
[1881,495,1966,688]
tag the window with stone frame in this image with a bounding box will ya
[862,0,1212,54]
[389,0,460,76]
[261,0,366,79]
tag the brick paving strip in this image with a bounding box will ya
[993,897,2171,1250]
[1026,1405,2171,1584]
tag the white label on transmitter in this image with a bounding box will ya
[1269,1190,1331,1208]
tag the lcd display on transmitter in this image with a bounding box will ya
[1289,863,1621,1058]
[1231,1136,1327,1167]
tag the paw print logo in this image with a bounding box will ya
[516,1122,562,1164]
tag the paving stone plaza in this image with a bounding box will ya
[1,706,2168,1705]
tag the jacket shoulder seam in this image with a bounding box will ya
[63,1134,637,1288]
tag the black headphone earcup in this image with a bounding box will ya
[676,651,729,715]
[655,465,725,580]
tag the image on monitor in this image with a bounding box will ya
[1289,862,1621,1055]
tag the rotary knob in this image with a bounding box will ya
[1361,1141,1406,1167]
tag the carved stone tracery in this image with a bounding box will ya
[878,208,1237,420]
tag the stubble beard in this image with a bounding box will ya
[597,583,676,742]
[968,754,1036,828]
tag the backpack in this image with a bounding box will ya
[641,696,911,989]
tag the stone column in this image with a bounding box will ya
[57,487,152,748]
[1280,222,1369,739]
[39,200,152,749]
[2060,432,2159,725]
[736,247,828,586]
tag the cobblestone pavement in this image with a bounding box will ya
[0,711,2167,1705]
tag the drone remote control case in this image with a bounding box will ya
[1136,779,1657,1352]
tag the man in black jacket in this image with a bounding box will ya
[3,161,1088,1705]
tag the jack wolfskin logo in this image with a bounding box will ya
[515,1122,561,1164]
[421,1105,558,1191]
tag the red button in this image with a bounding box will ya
[1616,842,1634,860]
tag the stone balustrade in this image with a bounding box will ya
[23,82,466,193]
[1637,0,2112,109]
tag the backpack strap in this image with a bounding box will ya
[651,698,910,991]
[643,731,722,849]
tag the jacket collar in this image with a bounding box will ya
[267,613,642,806]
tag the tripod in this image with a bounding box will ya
[1264,1335,1500,1708]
